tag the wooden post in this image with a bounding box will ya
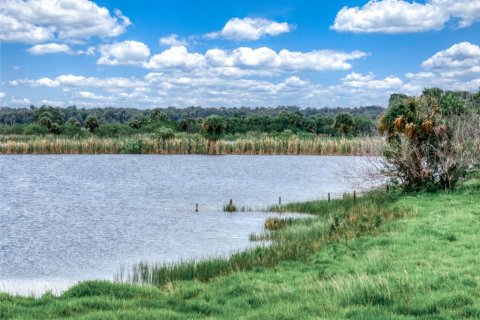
[229,199,233,206]
[328,193,331,202]
[386,183,389,193]
[279,196,282,206]
[195,203,198,212]
[353,190,356,202]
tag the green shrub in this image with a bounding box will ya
[154,127,176,140]
[24,123,48,135]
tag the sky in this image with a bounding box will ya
[0,0,479,109]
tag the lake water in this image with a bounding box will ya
[0,155,378,296]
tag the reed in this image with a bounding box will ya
[0,134,384,155]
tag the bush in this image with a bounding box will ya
[154,127,176,140]
[24,123,48,135]
[61,123,85,137]
[379,88,480,191]
[95,124,134,137]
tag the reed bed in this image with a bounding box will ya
[0,134,383,155]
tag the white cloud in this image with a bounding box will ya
[431,0,480,28]
[98,40,151,66]
[12,71,404,108]
[27,43,71,55]
[78,91,100,99]
[0,0,131,43]
[332,0,480,34]
[405,42,480,92]
[144,46,367,74]
[0,13,53,43]
[0,92,5,98]
[422,42,480,70]
[207,17,292,41]
[146,46,204,69]
[341,72,403,90]
[11,97,31,105]
[159,34,187,46]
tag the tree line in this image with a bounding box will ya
[0,105,381,137]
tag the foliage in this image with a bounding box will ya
[154,127,176,140]
[84,116,99,133]
[201,115,227,141]
[333,112,355,137]
[1,105,381,137]
[33,106,65,125]
[24,123,48,135]
[379,88,480,191]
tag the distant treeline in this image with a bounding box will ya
[0,105,383,137]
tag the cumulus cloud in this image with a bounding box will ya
[341,72,403,90]
[421,42,480,70]
[406,42,480,92]
[146,46,204,69]
[11,70,406,108]
[27,43,71,55]
[207,17,292,41]
[143,45,367,74]
[332,0,480,33]
[0,0,131,43]
[0,92,5,99]
[98,40,151,66]
[159,34,187,47]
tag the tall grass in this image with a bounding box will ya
[124,190,409,287]
[0,134,383,155]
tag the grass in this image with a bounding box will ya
[1,183,480,319]
[0,134,383,155]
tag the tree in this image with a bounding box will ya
[333,112,355,137]
[201,115,227,141]
[379,88,480,191]
[201,115,227,154]
[37,116,53,131]
[150,109,168,122]
[85,116,99,133]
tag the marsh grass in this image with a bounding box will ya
[0,134,383,155]
[125,190,408,287]
[222,201,238,212]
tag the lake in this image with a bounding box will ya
[0,155,378,296]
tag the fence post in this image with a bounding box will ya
[386,183,389,193]
[353,190,356,202]
[279,196,282,206]
[328,193,331,202]
[195,203,198,212]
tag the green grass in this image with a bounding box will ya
[1,184,480,319]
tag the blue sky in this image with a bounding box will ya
[1,0,479,108]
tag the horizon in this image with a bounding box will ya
[1,0,479,109]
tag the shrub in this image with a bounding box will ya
[154,127,176,140]
[24,123,48,135]
[379,88,480,191]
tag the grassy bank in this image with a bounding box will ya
[0,134,382,155]
[2,184,479,319]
